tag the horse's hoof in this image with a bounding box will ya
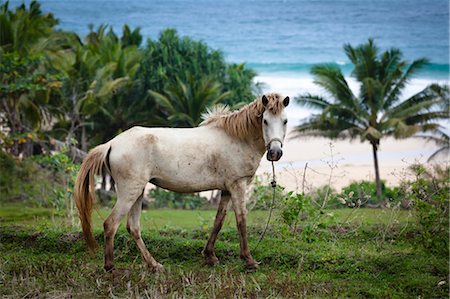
[150,262,165,273]
[202,249,219,266]
[104,264,115,272]
[246,261,260,271]
[205,256,220,266]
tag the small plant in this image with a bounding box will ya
[0,148,79,226]
[279,191,333,242]
[404,163,449,256]
[32,150,80,226]
[307,185,338,209]
[248,175,285,210]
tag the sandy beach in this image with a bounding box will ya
[255,75,449,191]
[258,132,446,192]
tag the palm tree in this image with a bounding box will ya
[0,1,59,55]
[148,73,231,127]
[54,25,142,151]
[0,1,68,156]
[294,39,448,200]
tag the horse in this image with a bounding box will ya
[74,92,290,272]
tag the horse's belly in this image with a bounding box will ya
[149,177,223,193]
[150,151,241,193]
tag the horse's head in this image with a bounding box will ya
[261,94,289,161]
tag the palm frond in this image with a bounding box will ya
[310,64,361,112]
[383,58,429,109]
[427,147,449,162]
[344,38,379,81]
[384,83,447,120]
[295,94,331,110]
[360,77,384,113]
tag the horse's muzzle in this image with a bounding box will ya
[267,148,283,161]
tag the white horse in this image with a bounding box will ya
[75,92,289,272]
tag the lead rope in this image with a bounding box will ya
[254,160,277,251]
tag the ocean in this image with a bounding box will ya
[7,0,449,80]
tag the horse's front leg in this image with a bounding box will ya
[229,180,258,269]
[202,190,231,265]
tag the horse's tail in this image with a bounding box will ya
[74,142,111,252]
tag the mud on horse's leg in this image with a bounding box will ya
[104,210,124,272]
[103,184,143,272]
[127,195,164,272]
[230,180,258,270]
[202,191,231,265]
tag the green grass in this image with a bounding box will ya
[1,202,414,228]
[0,204,448,298]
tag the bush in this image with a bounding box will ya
[279,191,333,242]
[147,188,211,210]
[0,150,53,205]
[31,152,79,211]
[247,176,285,210]
[404,164,449,256]
[307,185,338,209]
[332,180,402,208]
[0,149,79,214]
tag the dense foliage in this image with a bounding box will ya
[404,164,449,256]
[139,29,258,127]
[0,1,258,156]
[0,149,78,212]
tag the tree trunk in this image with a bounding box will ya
[81,123,87,152]
[101,171,107,190]
[371,142,382,201]
[50,138,86,163]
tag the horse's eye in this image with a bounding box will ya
[283,119,288,125]
[263,119,268,125]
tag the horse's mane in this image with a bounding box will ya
[200,93,285,139]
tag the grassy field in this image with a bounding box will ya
[0,204,448,298]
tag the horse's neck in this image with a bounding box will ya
[245,134,266,158]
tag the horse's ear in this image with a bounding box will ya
[283,96,290,107]
[262,95,269,107]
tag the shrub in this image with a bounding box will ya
[404,164,449,256]
[0,150,78,219]
[279,191,334,242]
[247,176,285,210]
[333,180,402,208]
[0,150,53,205]
[147,188,211,210]
[32,152,79,211]
[307,185,338,209]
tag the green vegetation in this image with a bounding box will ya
[147,188,212,210]
[1,204,448,298]
[1,152,448,297]
[1,2,449,298]
[1,1,258,157]
[294,39,449,199]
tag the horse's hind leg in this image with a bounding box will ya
[202,191,231,265]
[103,183,144,272]
[127,195,163,272]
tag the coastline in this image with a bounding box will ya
[255,73,449,191]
